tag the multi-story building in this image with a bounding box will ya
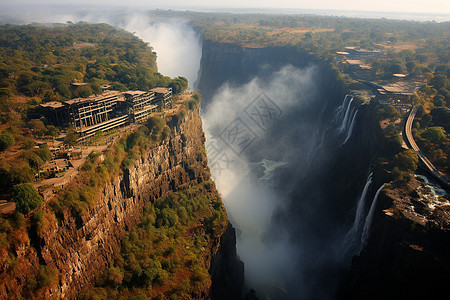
[39,87,172,140]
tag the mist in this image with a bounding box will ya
[203,65,322,296]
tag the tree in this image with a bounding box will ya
[421,126,447,144]
[64,130,79,146]
[168,76,188,94]
[430,74,448,90]
[46,125,60,138]
[0,131,15,151]
[430,107,450,131]
[12,183,43,214]
[29,119,47,136]
[394,149,419,172]
[384,105,401,121]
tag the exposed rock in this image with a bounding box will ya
[0,109,243,299]
[339,178,450,299]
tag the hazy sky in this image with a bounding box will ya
[2,0,449,15]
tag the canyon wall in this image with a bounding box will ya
[338,180,450,299]
[197,40,380,298]
[0,109,243,299]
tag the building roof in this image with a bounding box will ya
[40,101,65,109]
[150,87,171,94]
[336,51,349,55]
[380,83,414,95]
[124,91,148,96]
[346,59,364,65]
[359,64,372,70]
[65,91,123,105]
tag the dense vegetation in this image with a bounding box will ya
[413,75,450,172]
[79,181,227,299]
[0,99,199,296]
[0,23,188,204]
[0,22,174,103]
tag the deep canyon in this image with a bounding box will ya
[197,39,450,300]
[1,16,450,300]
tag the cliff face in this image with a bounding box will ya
[197,41,345,109]
[1,109,243,299]
[196,40,380,298]
[339,179,450,299]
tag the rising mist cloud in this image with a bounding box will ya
[203,64,318,292]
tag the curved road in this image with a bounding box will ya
[404,106,449,188]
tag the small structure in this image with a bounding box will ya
[41,158,73,178]
[345,59,374,79]
[151,87,172,109]
[393,74,407,78]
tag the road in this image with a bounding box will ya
[404,106,449,188]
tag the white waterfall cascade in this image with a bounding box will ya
[361,183,387,249]
[338,97,354,134]
[333,94,359,144]
[341,110,359,145]
[332,94,352,125]
[340,172,373,259]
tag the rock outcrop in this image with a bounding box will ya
[0,109,243,299]
[339,179,450,299]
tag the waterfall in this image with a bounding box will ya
[340,172,373,259]
[341,110,359,145]
[333,95,352,125]
[338,97,354,134]
[361,183,387,249]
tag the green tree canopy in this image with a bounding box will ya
[168,76,188,94]
[29,119,47,136]
[0,131,15,151]
[64,130,79,146]
[395,149,419,172]
[12,183,43,214]
[421,126,447,144]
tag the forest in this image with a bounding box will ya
[0,22,188,198]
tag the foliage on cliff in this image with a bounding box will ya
[78,180,227,300]
[0,23,187,197]
[0,22,159,102]
[50,115,172,216]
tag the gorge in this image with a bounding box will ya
[1,12,449,300]
[196,38,450,299]
[197,41,377,299]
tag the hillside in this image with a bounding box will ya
[0,23,243,299]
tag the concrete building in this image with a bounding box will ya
[124,90,158,123]
[39,87,172,141]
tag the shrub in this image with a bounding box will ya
[394,149,419,172]
[36,265,58,289]
[0,131,14,151]
[12,183,43,214]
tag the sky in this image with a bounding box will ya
[1,0,449,16]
